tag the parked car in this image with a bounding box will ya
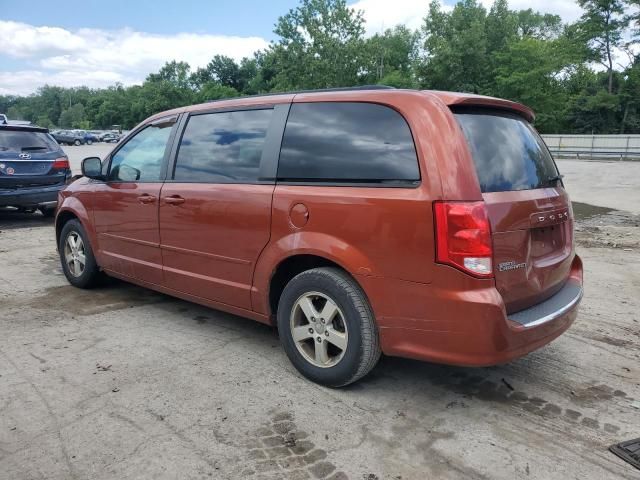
[55,87,583,386]
[52,130,85,146]
[0,113,7,125]
[101,132,120,143]
[0,124,71,216]
[73,130,98,145]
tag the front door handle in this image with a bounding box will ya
[164,195,185,205]
[137,194,157,204]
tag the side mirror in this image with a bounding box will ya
[81,157,103,180]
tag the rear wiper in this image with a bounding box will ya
[544,174,564,186]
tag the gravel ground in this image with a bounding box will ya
[0,154,639,480]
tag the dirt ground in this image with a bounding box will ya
[0,155,639,479]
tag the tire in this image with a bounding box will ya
[86,139,93,145]
[277,267,381,387]
[39,207,56,218]
[74,139,81,146]
[58,219,101,288]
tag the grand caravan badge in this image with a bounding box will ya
[498,261,526,272]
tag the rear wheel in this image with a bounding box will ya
[277,267,381,387]
[59,219,101,288]
[86,139,93,145]
[74,139,81,146]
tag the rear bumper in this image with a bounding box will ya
[361,254,583,366]
[0,184,64,208]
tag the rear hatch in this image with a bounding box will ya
[0,128,69,189]
[454,108,573,314]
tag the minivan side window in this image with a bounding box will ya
[173,109,274,183]
[277,102,420,184]
[109,123,173,182]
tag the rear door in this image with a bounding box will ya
[454,109,573,313]
[158,104,287,309]
[92,117,177,284]
[0,128,69,190]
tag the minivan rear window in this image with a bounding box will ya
[0,130,60,153]
[454,110,559,193]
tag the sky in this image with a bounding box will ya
[0,0,586,96]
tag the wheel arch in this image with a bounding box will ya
[252,232,377,319]
[55,198,97,256]
[268,254,347,319]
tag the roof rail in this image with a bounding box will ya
[206,85,395,103]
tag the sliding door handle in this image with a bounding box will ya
[137,194,157,204]
[164,195,185,205]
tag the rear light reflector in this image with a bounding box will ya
[52,158,70,170]
[434,201,493,278]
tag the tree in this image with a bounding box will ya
[58,103,86,128]
[35,115,54,129]
[363,26,421,84]
[421,0,489,92]
[576,0,629,93]
[268,0,366,89]
[516,9,563,39]
[146,61,192,90]
[197,83,239,103]
[493,37,573,132]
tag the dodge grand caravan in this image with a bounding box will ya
[55,87,583,387]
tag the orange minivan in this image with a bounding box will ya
[55,87,583,386]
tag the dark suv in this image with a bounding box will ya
[52,130,86,146]
[55,87,582,386]
[0,125,71,216]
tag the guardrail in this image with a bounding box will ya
[542,134,640,161]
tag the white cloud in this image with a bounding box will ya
[478,0,583,22]
[350,0,432,35]
[0,20,269,96]
[350,0,584,36]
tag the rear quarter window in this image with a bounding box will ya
[454,109,559,193]
[277,102,420,185]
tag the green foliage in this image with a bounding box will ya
[197,83,239,103]
[575,0,628,92]
[268,0,366,89]
[58,103,86,128]
[1,0,639,134]
[35,115,54,129]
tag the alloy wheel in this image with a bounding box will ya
[64,231,86,277]
[289,291,348,368]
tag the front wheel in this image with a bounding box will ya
[277,267,381,387]
[59,219,101,288]
[74,139,81,146]
[86,139,93,145]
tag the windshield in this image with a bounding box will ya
[454,109,560,193]
[0,130,61,153]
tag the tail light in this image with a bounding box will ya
[434,201,493,278]
[52,157,70,170]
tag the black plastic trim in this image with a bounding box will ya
[276,180,421,188]
[508,281,582,327]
